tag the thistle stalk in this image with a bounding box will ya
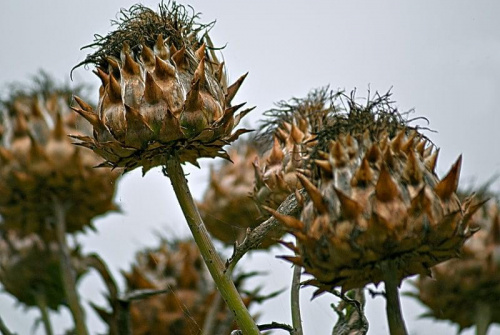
[164,156,260,335]
[35,293,53,335]
[291,265,303,334]
[53,198,89,335]
[382,261,408,335]
[475,303,491,335]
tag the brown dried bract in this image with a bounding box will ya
[273,130,479,293]
[0,78,119,237]
[72,4,252,174]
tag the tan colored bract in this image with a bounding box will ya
[72,4,251,174]
[0,81,119,237]
[93,239,259,335]
[0,231,86,309]
[416,200,500,330]
[273,128,480,294]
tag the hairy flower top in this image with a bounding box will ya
[415,199,500,331]
[72,3,252,174]
[0,231,86,310]
[253,88,413,210]
[271,124,480,293]
[0,76,119,237]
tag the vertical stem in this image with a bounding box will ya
[35,293,53,335]
[165,157,260,335]
[383,262,408,335]
[85,254,130,335]
[53,198,89,335]
[475,303,491,335]
[117,300,132,335]
[291,264,303,335]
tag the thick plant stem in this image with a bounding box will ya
[382,262,408,335]
[475,303,491,335]
[165,157,260,335]
[35,293,53,335]
[53,198,89,335]
[291,264,303,335]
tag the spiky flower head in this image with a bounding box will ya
[415,198,500,331]
[71,2,252,174]
[252,88,334,210]
[94,239,260,335]
[0,73,119,237]
[198,142,272,246]
[269,90,480,294]
[198,89,336,247]
[0,230,86,310]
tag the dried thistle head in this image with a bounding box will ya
[0,73,119,237]
[71,2,252,174]
[268,90,480,295]
[198,142,263,244]
[0,230,86,310]
[253,88,420,210]
[197,140,284,247]
[414,197,500,331]
[94,238,263,335]
[252,87,334,210]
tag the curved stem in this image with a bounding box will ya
[35,293,53,335]
[164,157,260,335]
[475,303,491,335]
[382,262,408,335]
[53,198,89,335]
[291,264,303,335]
[85,254,130,335]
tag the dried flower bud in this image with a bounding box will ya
[253,88,331,209]
[0,74,119,237]
[198,143,283,247]
[272,123,478,294]
[0,231,86,309]
[93,239,261,335]
[72,3,251,174]
[415,199,500,331]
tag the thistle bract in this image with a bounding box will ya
[94,239,261,335]
[269,91,480,294]
[0,76,119,237]
[415,200,500,331]
[72,3,251,173]
[0,231,86,310]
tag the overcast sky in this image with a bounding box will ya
[1,1,500,334]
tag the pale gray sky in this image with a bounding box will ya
[1,1,500,334]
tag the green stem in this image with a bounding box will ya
[35,293,53,335]
[291,264,303,335]
[475,303,491,335]
[53,198,89,335]
[165,157,260,335]
[85,254,130,335]
[383,262,408,335]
